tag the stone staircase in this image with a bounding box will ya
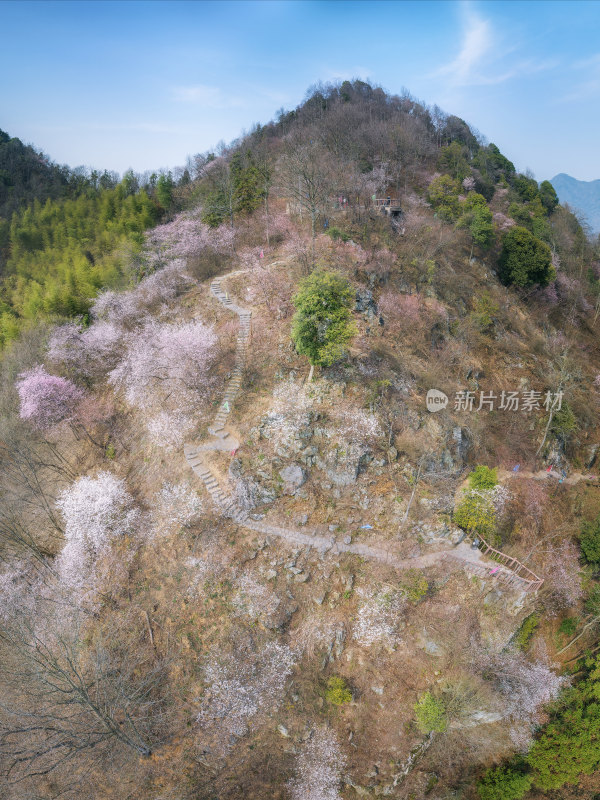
[206,277,251,439]
[184,443,248,524]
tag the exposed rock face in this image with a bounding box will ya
[229,458,276,508]
[316,443,373,486]
[586,444,599,469]
[355,288,378,316]
[255,407,373,485]
[280,464,306,495]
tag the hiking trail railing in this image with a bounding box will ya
[477,536,543,592]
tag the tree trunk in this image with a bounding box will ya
[307,363,314,383]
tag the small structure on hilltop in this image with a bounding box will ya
[373,197,402,217]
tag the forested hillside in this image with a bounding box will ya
[1,81,600,800]
[0,132,190,346]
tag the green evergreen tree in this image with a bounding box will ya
[478,765,532,800]
[156,172,175,210]
[581,515,600,564]
[291,270,356,381]
[498,226,555,287]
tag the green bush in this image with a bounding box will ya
[414,691,447,733]
[585,584,600,614]
[468,466,498,490]
[291,270,356,370]
[427,175,461,222]
[326,226,350,242]
[453,491,497,539]
[478,765,532,800]
[325,676,352,706]
[581,516,600,564]
[558,617,577,637]
[549,404,577,443]
[498,226,555,288]
[514,612,540,650]
[525,653,600,789]
[402,569,429,603]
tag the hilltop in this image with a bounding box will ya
[1,80,600,800]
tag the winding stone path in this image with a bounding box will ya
[183,270,538,592]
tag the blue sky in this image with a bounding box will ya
[1,0,599,181]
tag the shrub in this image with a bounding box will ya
[478,765,532,800]
[325,676,352,706]
[326,226,350,242]
[585,584,600,614]
[581,516,600,564]
[402,569,429,603]
[468,466,498,491]
[414,691,447,733]
[16,365,84,430]
[558,617,577,637]
[427,175,461,222]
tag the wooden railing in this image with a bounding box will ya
[373,197,401,208]
[477,536,543,592]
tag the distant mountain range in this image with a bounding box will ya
[550,173,600,235]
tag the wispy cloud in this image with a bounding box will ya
[170,84,246,108]
[561,52,600,101]
[435,6,556,88]
[437,8,492,85]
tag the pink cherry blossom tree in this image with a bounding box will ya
[56,471,142,597]
[16,366,84,430]
[108,319,218,448]
[48,319,124,378]
[144,210,235,266]
[288,727,346,800]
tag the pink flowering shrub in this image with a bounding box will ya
[16,366,84,429]
[477,647,565,732]
[352,587,405,648]
[288,727,346,800]
[492,212,516,231]
[379,291,422,324]
[0,560,39,623]
[151,482,203,536]
[231,574,281,624]
[542,540,583,610]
